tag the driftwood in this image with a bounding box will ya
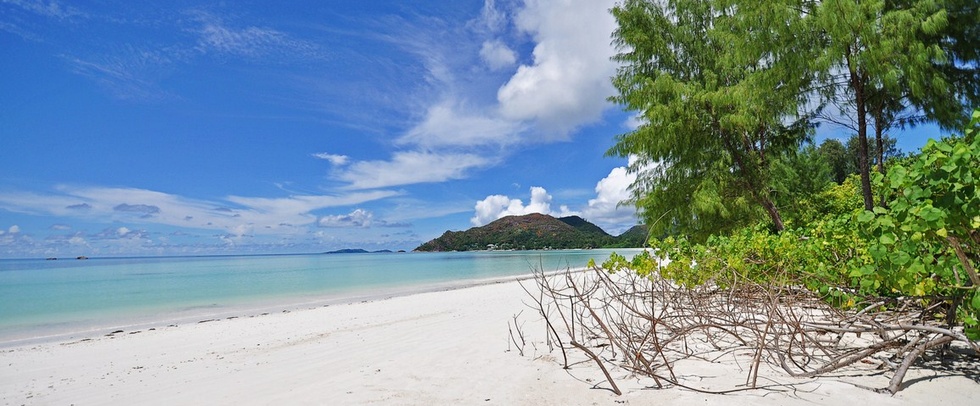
[518,264,979,395]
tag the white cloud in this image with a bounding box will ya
[8,225,20,234]
[624,113,644,131]
[470,162,644,234]
[480,40,517,71]
[471,186,570,226]
[312,153,349,166]
[336,151,494,190]
[317,209,374,228]
[224,191,401,226]
[397,99,524,148]
[329,0,622,191]
[0,186,399,236]
[580,166,638,233]
[496,0,618,135]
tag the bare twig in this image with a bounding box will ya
[570,340,622,396]
[516,261,979,396]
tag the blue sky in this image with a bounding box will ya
[0,0,648,258]
[0,0,951,259]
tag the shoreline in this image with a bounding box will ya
[2,273,977,405]
[0,270,558,349]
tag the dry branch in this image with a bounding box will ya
[518,264,980,396]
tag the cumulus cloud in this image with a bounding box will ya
[579,157,659,234]
[92,226,149,240]
[68,235,87,246]
[317,209,374,228]
[471,186,574,226]
[470,161,644,234]
[312,153,349,166]
[579,166,638,233]
[7,225,20,234]
[328,0,622,191]
[480,40,517,71]
[117,227,146,239]
[496,0,618,135]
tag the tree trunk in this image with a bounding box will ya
[760,197,785,232]
[722,132,785,233]
[874,113,886,206]
[848,47,875,211]
[874,115,885,175]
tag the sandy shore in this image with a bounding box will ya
[1,278,977,405]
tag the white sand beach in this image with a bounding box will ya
[1,278,977,405]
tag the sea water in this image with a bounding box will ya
[0,249,644,343]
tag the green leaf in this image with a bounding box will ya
[857,211,875,223]
[890,251,911,266]
[919,206,944,223]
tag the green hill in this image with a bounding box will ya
[606,224,650,248]
[414,213,647,252]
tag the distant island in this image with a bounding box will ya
[322,249,395,254]
[414,213,648,252]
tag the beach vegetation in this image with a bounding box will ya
[547,110,979,395]
[607,0,979,328]
[523,0,979,396]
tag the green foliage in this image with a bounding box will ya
[845,134,902,172]
[771,144,835,228]
[605,111,980,337]
[606,225,651,248]
[811,0,978,209]
[600,250,659,277]
[778,174,865,232]
[609,0,815,237]
[631,160,763,242]
[856,110,980,337]
[635,222,862,295]
[818,139,851,184]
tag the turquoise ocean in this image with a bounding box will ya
[0,249,643,344]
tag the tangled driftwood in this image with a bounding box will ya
[515,264,979,395]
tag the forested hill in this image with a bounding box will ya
[414,213,648,251]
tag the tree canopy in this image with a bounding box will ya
[612,0,979,236]
[609,0,815,240]
[812,0,979,209]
